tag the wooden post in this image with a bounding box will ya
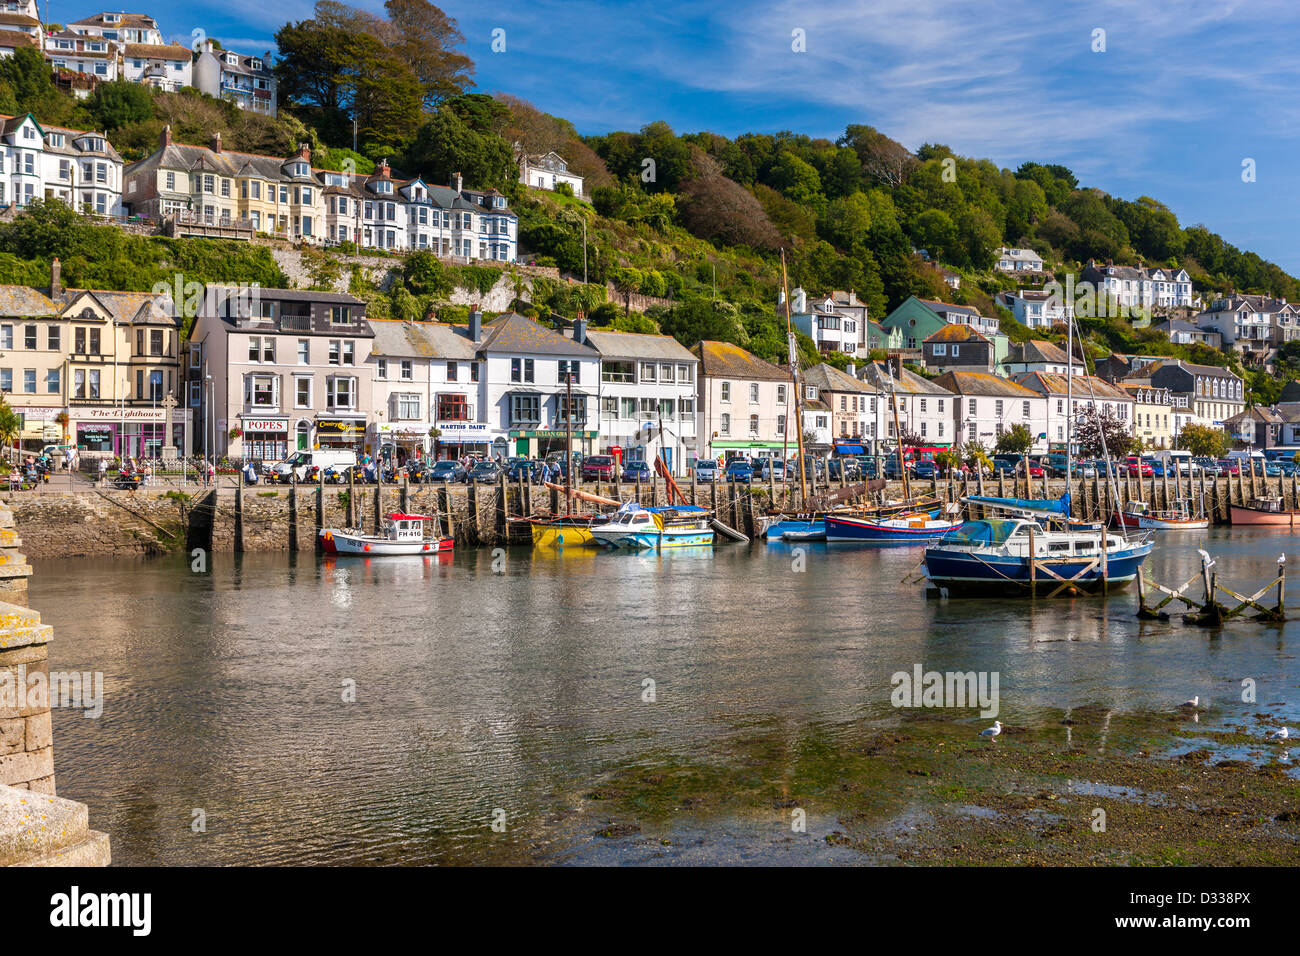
[347,465,356,527]
[689,467,696,506]
[1028,524,1036,594]
[711,473,718,513]
[635,475,642,505]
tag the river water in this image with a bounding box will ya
[31,529,1300,865]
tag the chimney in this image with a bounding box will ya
[211,131,222,153]
[160,124,172,149]
[297,142,311,162]
[573,315,587,346]
[455,171,463,193]
[846,361,856,378]
[50,257,61,299]
[378,158,390,179]
[469,306,482,343]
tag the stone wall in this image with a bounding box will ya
[7,491,189,560]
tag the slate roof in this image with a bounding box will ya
[803,363,875,394]
[1012,372,1131,400]
[924,324,988,344]
[917,299,979,317]
[1006,339,1071,365]
[0,285,57,315]
[479,312,598,357]
[864,361,951,396]
[368,319,476,360]
[123,43,192,60]
[580,329,696,362]
[1137,358,1240,380]
[0,29,37,48]
[933,370,1039,397]
[694,340,788,381]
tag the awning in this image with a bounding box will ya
[834,442,866,454]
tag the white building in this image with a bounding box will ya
[194,43,277,116]
[934,370,1049,453]
[518,149,584,198]
[365,318,484,459]
[1012,371,1134,449]
[1005,288,1071,329]
[863,361,955,448]
[0,113,123,217]
[44,30,120,89]
[994,247,1045,273]
[121,43,192,92]
[783,287,869,357]
[1001,339,1081,378]
[67,11,164,47]
[0,0,42,55]
[1081,261,1198,311]
[581,326,698,474]
[1194,293,1297,366]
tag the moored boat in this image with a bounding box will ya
[1112,499,1209,531]
[825,512,961,543]
[525,513,607,548]
[319,513,453,556]
[590,503,715,550]
[1229,496,1300,527]
[922,517,1152,596]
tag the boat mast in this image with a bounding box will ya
[889,370,910,501]
[1066,307,1073,481]
[565,369,573,514]
[781,250,808,507]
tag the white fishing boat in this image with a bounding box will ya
[319,513,454,556]
[590,503,715,550]
[1112,499,1209,531]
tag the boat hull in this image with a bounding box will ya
[530,524,597,548]
[922,542,1152,596]
[764,518,823,540]
[1229,505,1300,527]
[592,527,715,550]
[319,529,454,555]
[825,514,961,543]
[1112,510,1209,531]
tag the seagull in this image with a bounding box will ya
[979,720,1002,741]
[1179,696,1200,710]
[1267,727,1290,741]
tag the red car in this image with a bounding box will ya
[1215,458,1240,475]
[580,454,616,481]
[1126,457,1153,477]
[1016,461,1045,478]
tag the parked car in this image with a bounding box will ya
[912,460,938,480]
[423,460,468,484]
[581,454,617,481]
[883,457,912,480]
[1016,460,1045,478]
[468,460,502,484]
[1192,457,1220,476]
[753,458,786,481]
[856,457,879,480]
[1215,458,1240,475]
[725,459,754,483]
[506,458,538,482]
[988,457,1016,476]
[1125,457,1153,477]
[827,458,860,481]
[621,460,652,482]
[693,459,720,481]
[1040,454,1069,477]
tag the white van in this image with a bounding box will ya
[1154,449,1200,475]
[269,449,357,481]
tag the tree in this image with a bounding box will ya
[84,81,154,131]
[1074,408,1138,458]
[995,423,1034,455]
[676,156,781,251]
[0,397,19,452]
[405,109,515,190]
[382,0,473,108]
[959,440,992,474]
[838,125,916,189]
[1176,422,1231,458]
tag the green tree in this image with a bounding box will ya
[84,81,155,131]
[0,397,20,451]
[1175,422,1231,458]
[994,423,1034,455]
[405,109,514,189]
[382,0,473,108]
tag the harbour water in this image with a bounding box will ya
[33,530,1300,865]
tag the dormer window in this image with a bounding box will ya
[249,58,261,71]
[226,53,238,65]
[375,181,392,194]
[494,196,505,208]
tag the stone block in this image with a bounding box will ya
[24,712,50,750]
[0,717,22,755]
[0,784,103,866]
[0,746,53,787]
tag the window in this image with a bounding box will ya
[508,393,540,426]
[330,306,351,325]
[327,376,355,410]
[559,394,586,425]
[677,364,691,383]
[559,360,581,384]
[995,400,1004,417]
[298,340,309,365]
[90,329,100,354]
[968,398,976,415]
[749,414,759,434]
[720,413,731,435]
[294,376,311,408]
[932,343,946,356]
[680,397,694,416]
[446,361,458,382]
[22,369,35,393]
[88,370,100,398]
[0,325,10,349]
[46,368,59,393]
[24,325,36,349]
[1022,401,1030,418]
[640,362,656,383]
[777,384,786,404]
[376,358,388,379]
[510,358,534,383]
[750,383,760,403]
[397,394,420,419]
[400,360,412,380]
[720,381,730,402]
[246,374,279,407]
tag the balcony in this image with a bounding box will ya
[278,313,313,332]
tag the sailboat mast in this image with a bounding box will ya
[890,373,910,501]
[781,251,808,506]
[1066,308,1073,480]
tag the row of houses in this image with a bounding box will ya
[0,6,278,114]
[0,261,1247,468]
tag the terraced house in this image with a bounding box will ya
[44,29,119,87]
[124,128,320,239]
[0,259,190,454]
[934,370,1047,453]
[694,341,792,463]
[120,42,192,92]
[194,42,277,116]
[0,112,123,216]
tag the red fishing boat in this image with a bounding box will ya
[1112,499,1208,531]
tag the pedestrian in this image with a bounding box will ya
[207,460,216,485]
[98,457,108,486]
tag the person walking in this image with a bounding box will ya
[98,457,108,487]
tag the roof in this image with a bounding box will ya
[479,312,598,357]
[123,43,192,60]
[1223,406,1283,425]
[0,285,57,315]
[580,329,696,363]
[207,285,365,306]
[1006,339,1070,365]
[0,28,36,48]
[924,323,988,344]
[694,340,788,381]
[1012,371,1132,400]
[932,371,1040,398]
[1139,358,1240,380]
[864,361,951,396]
[368,319,476,361]
[803,363,874,393]
[917,299,980,317]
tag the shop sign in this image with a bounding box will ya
[242,418,289,432]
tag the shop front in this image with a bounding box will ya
[708,438,791,465]
[14,407,62,449]
[316,416,366,452]
[239,417,289,462]
[373,422,436,465]
[436,421,498,459]
[71,407,192,458]
[508,428,599,460]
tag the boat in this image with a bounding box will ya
[1229,496,1300,527]
[319,513,454,555]
[1112,499,1209,531]
[782,527,827,542]
[761,499,943,541]
[825,511,962,543]
[590,503,715,550]
[965,493,1071,516]
[524,513,607,549]
[922,517,1152,596]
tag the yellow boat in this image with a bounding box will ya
[530,522,597,549]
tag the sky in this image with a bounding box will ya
[78,0,1300,275]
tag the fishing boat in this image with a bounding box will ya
[761,499,943,541]
[922,517,1152,596]
[825,511,961,543]
[319,513,454,556]
[524,513,607,548]
[1112,499,1209,531]
[1229,496,1300,527]
[590,503,715,550]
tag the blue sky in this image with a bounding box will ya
[100,0,1300,275]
